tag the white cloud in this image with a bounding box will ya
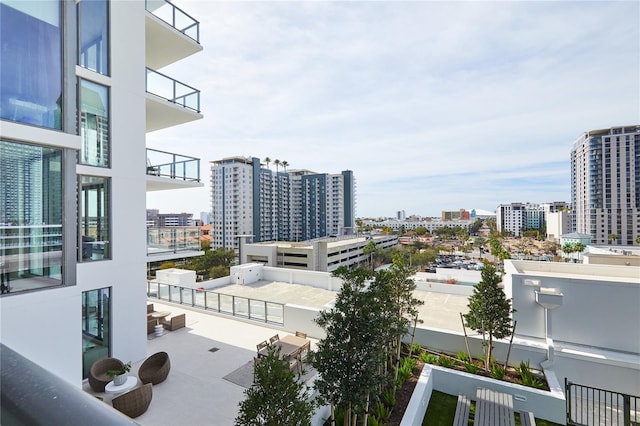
[147,0,640,217]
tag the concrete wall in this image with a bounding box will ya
[583,253,640,266]
[156,268,197,287]
[414,280,474,296]
[505,262,640,353]
[283,304,326,340]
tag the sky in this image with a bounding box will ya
[146,0,640,218]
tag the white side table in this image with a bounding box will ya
[105,376,137,395]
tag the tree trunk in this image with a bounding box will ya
[363,392,370,426]
[330,400,335,426]
[486,334,493,371]
[504,320,517,369]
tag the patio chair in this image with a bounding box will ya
[269,334,280,344]
[295,331,307,338]
[112,383,153,418]
[256,340,268,353]
[89,357,124,392]
[138,351,171,385]
[161,313,185,331]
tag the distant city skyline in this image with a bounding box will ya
[146,0,639,218]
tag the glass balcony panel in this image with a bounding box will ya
[146,148,200,182]
[194,289,206,308]
[234,297,249,318]
[146,68,200,112]
[169,285,180,302]
[219,294,233,314]
[249,300,266,321]
[158,283,170,300]
[266,302,284,324]
[147,226,200,255]
[146,0,199,43]
[205,292,219,311]
[181,287,193,305]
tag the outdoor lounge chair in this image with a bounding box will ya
[112,383,153,418]
[89,357,124,392]
[161,313,185,331]
[138,351,171,385]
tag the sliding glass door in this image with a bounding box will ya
[82,287,110,379]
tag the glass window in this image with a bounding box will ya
[82,287,111,379]
[0,1,62,129]
[78,0,109,75]
[0,140,63,294]
[79,176,110,261]
[79,80,110,167]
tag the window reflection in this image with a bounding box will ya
[0,140,63,294]
[79,176,110,261]
[80,80,110,167]
[82,288,110,379]
[0,1,62,129]
[78,0,109,75]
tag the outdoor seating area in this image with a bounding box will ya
[85,352,171,419]
[255,332,311,375]
[147,304,185,336]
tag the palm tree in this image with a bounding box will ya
[608,234,618,245]
[273,159,281,174]
[273,160,281,241]
[263,157,271,169]
[281,160,289,172]
[636,236,640,245]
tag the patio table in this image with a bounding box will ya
[475,387,515,426]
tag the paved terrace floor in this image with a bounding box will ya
[83,284,471,425]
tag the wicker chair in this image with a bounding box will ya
[138,352,171,385]
[112,383,153,418]
[89,357,124,392]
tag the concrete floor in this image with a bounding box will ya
[83,283,472,425]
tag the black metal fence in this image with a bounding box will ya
[566,378,639,426]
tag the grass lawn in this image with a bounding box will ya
[423,390,562,426]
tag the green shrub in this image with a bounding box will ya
[464,362,479,374]
[410,343,423,356]
[490,364,505,380]
[402,356,417,371]
[383,388,396,406]
[437,355,457,369]
[367,415,384,426]
[420,352,439,364]
[372,401,391,422]
[456,351,469,362]
[518,360,545,389]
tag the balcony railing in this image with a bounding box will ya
[146,68,200,113]
[147,282,285,325]
[145,0,200,43]
[146,148,200,182]
[147,226,201,256]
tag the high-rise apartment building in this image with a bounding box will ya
[571,126,640,245]
[211,156,356,250]
[1,0,203,384]
[496,202,568,237]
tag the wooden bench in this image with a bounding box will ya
[475,388,515,426]
[453,394,471,426]
[520,410,536,426]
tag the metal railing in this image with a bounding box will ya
[147,227,201,255]
[145,0,200,43]
[146,68,200,113]
[0,343,137,425]
[147,282,285,325]
[146,148,200,182]
[566,378,639,425]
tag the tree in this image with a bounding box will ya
[636,236,640,245]
[263,157,271,169]
[608,234,618,245]
[209,265,229,279]
[235,346,315,426]
[313,267,384,426]
[200,239,211,252]
[464,263,514,371]
[274,159,281,174]
[281,160,289,172]
[469,218,484,235]
[414,226,428,236]
[362,240,377,271]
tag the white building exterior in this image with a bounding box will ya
[0,0,203,384]
[361,218,474,233]
[497,202,569,237]
[546,211,571,241]
[571,125,640,245]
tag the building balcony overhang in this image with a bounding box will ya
[146,148,203,191]
[146,68,202,133]
[146,226,203,261]
[145,0,202,69]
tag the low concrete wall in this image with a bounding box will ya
[400,364,566,425]
[409,327,548,370]
[399,364,433,426]
[283,304,325,340]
